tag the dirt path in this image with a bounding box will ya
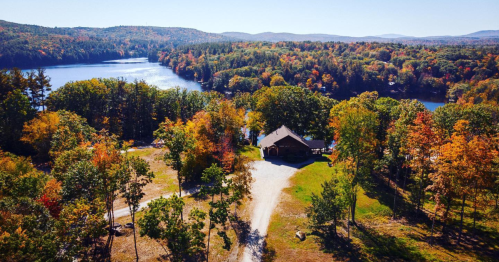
[107,185,203,220]
[241,159,313,262]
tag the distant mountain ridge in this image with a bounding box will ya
[222,30,499,45]
[0,20,235,67]
[462,30,499,37]
[1,18,498,68]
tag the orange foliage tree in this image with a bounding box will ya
[404,111,439,215]
[431,120,497,243]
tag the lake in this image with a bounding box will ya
[22,57,202,92]
[24,57,444,112]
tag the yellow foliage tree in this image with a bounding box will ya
[21,111,60,160]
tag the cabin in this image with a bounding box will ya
[259,125,326,158]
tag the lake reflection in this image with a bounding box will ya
[22,57,202,92]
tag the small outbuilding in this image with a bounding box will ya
[259,125,326,158]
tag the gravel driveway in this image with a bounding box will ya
[241,158,314,262]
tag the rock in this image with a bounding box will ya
[114,227,123,236]
[124,222,134,229]
[295,231,306,241]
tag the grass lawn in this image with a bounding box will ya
[237,145,261,161]
[264,155,499,262]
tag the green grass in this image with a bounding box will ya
[287,156,335,204]
[127,147,156,158]
[152,170,178,193]
[356,187,392,219]
[236,145,261,161]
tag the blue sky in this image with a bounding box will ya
[1,0,498,37]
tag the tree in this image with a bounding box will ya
[38,178,62,219]
[254,86,330,136]
[119,142,154,262]
[0,89,36,154]
[34,68,52,111]
[232,155,253,217]
[269,74,286,86]
[138,195,206,262]
[404,111,438,216]
[56,198,107,260]
[91,132,122,255]
[432,120,496,244]
[49,110,96,160]
[201,164,238,259]
[329,100,378,224]
[154,118,194,219]
[183,111,216,180]
[246,111,263,146]
[60,160,102,203]
[307,178,347,238]
[21,111,60,161]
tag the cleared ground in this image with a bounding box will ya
[113,148,178,210]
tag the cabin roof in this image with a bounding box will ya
[259,125,325,149]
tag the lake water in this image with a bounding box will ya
[25,57,444,113]
[22,57,202,92]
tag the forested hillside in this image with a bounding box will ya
[157,42,499,98]
[0,20,233,67]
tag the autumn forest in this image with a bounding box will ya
[1,17,499,262]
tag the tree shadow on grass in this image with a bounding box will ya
[353,223,428,262]
[261,240,277,262]
[362,173,414,218]
[311,229,365,262]
[428,222,499,261]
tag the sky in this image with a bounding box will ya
[1,0,498,37]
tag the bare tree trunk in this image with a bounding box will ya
[352,194,357,224]
[430,209,437,246]
[132,212,139,262]
[473,182,478,234]
[393,165,400,219]
[403,168,409,191]
[458,195,466,245]
[206,194,214,262]
[442,197,452,233]
[334,214,337,237]
[352,159,359,224]
[347,208,350,240]
[178,170,183,221]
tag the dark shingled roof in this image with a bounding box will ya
[305,140,326,149]
[259,125,325,149]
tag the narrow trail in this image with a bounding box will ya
[241,159,313,262]
[106,185,203,220]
